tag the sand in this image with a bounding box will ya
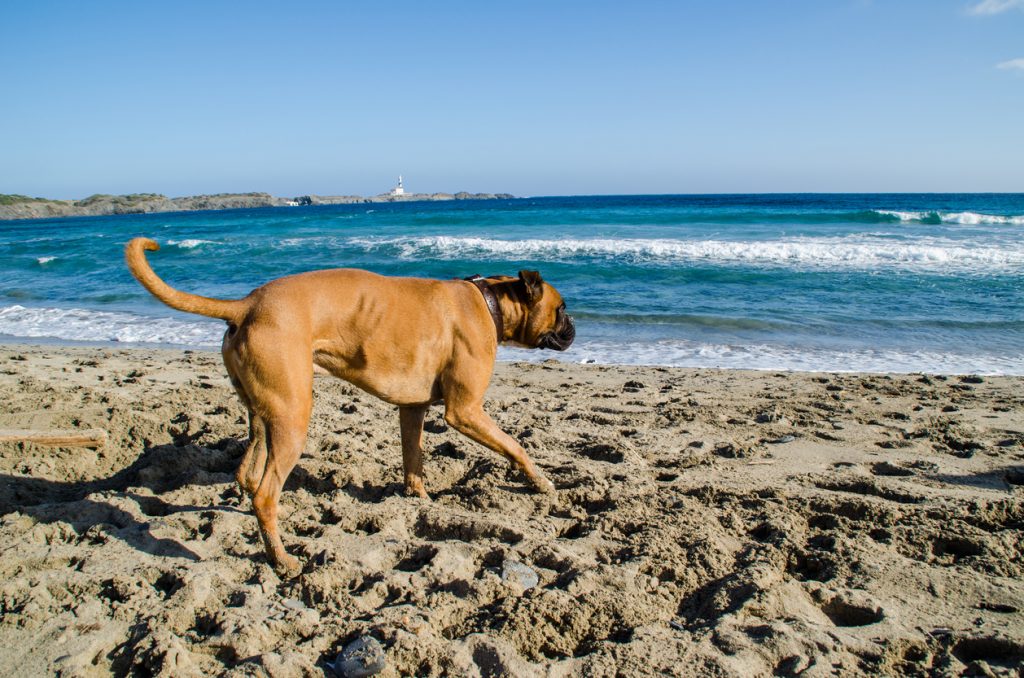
[0,344,1022,677]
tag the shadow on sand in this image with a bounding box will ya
[0,437,249,561]
[933,465,1024,492]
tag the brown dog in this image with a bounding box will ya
[125,237,575,575]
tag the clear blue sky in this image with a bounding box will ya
[1,0,1022,198]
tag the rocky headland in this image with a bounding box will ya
[0,191,516,221]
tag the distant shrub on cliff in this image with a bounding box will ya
[0,194,59,205]
[75,193,165,207]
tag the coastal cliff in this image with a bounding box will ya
[0,191,515,221]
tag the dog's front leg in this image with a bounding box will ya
[399,405,430,498]
[444,404,556,494]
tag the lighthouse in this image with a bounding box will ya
[390,176,405,196]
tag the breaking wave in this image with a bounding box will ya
[874,210,1024,225]
[347,235,1024,274]
[166,239,216,249]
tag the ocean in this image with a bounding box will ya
[1,194,1022,374]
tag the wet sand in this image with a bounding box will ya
[1,344,1022,676]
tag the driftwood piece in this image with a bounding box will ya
[0,429,108,449]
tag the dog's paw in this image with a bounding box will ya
[404,484,430,500]
[533,476,557,495]
[273,554,303,579]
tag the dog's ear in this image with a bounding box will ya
[518,270,544,302]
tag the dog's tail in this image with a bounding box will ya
[125,237,248,322]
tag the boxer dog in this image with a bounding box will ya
[125,237,575,575]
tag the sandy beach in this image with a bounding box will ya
[1,344,1022,676]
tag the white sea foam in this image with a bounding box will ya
[36,256,56,265]
[940,211,1024,225]
[875,210,931,221]
[167,239,216,249]
[1,304,1018,375]
[347,235,1024,274]
[0,305,223,346]
[875,210,1024,225]
[500,339,1024,375]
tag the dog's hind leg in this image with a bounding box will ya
[224,359,268,497]
[236,415,268,497]
[252,410,310,577]
[399,405,429,498]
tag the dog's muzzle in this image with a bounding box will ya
[539,313,575,351]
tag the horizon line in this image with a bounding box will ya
[6,189,1024,202]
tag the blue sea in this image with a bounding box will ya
[1,194,1022,374]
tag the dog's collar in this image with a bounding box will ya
[464,275,504,343]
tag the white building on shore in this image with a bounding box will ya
[390,176,405,196]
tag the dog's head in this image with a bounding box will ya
[492,270,575,351]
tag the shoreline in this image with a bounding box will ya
[1,338,1020,378]
[1,343,1022,674]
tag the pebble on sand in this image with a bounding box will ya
[501,559,540,590]
[334,636,386,678]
